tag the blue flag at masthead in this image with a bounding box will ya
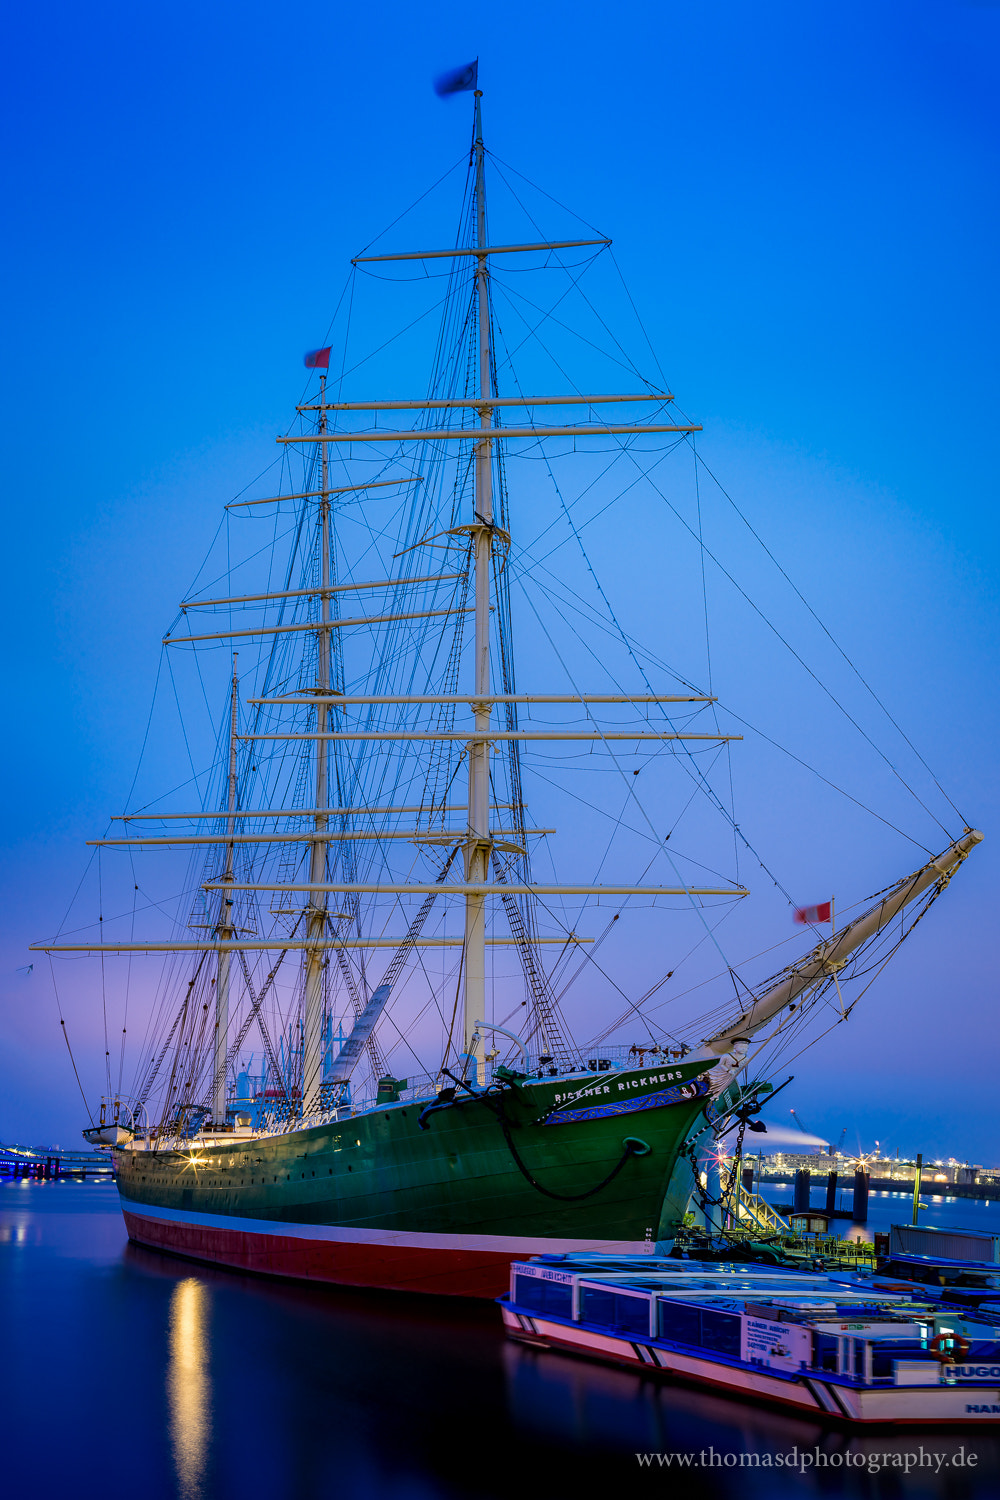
[433,60,478,97]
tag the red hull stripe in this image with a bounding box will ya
[118,1196,648,1253]
[119,1197,650,1297]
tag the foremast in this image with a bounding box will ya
[212,656,240,1124]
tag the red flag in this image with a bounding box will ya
[304,347,331,369]
[794,901,832,925]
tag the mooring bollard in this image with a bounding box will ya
[853,1167,870,1224]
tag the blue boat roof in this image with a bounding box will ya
[513,1255,917,1312]
[889,1251,1000,1274]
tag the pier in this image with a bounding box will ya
[0,1146,113,1179]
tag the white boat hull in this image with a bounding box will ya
[500,1307,1000,1424]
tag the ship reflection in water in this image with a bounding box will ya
[502,1337,831,1465]
[168,1277,211,1499]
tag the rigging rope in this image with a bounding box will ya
[47,957,93,1118]
[97,125,974,1130]
[690,444,968,830]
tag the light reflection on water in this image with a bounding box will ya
[168,1277,211,1500]
[0,1217,33,1244]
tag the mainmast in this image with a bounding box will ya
[212,656,239,1125]
[302,370,332,1113]
[462,89,493,1080]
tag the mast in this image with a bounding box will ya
[302,370,332,1113]
[212,656,239,1125]
[462,89,493,1080]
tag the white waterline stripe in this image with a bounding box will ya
[118,1198,648,1255]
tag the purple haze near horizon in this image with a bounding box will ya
[1,2,996,1160]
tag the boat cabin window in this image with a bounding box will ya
[658,1301,701,1346]
[869,1340,930,1380]
[657,1302,740,1356]
[513,1275,573,1319]
[700,1309,741,1357]
[579,1287,650,1335]
[812,1333,840,1373]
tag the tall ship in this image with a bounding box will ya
[35,79,981,1296]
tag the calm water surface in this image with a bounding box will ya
[3,1179,1000,1500]
[760,1187,1000,1240]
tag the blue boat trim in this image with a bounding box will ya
[521,1309,814,1384]
[544,1078,709,1126]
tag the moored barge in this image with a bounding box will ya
[500,1256,1000,1423]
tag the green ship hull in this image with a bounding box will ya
[116,1062,722,1296]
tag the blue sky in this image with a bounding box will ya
[2,1,997,1158]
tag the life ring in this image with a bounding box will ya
[929,1332,971,1364]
